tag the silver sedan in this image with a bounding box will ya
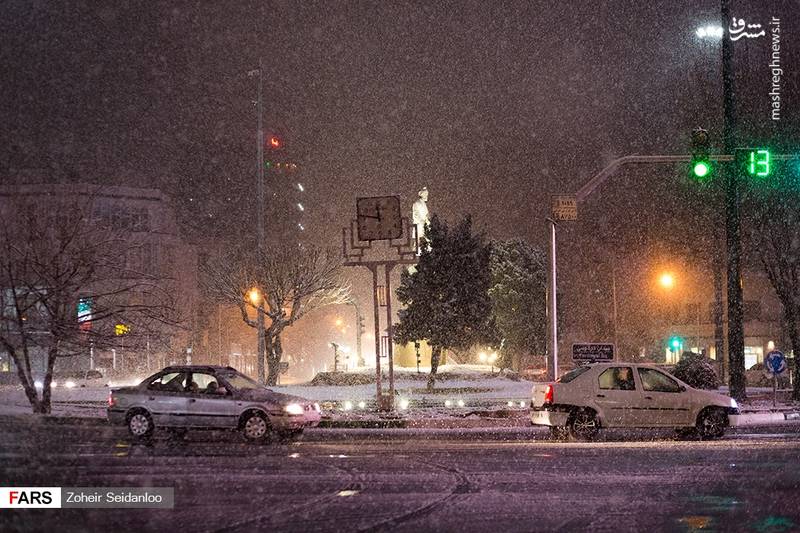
[107,365,321,442]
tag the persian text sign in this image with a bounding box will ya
[572,343,614,361]
[551,195,577,221]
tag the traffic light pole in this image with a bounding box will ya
[722,0,747,401]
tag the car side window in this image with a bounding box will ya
[190,372,224,395]
[147,372,187,393]
[638,368,682,393]
[598,367,636,391]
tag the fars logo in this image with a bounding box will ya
[0,487,61,508]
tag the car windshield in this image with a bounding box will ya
[558,366,591,383]
[218,371,263,391]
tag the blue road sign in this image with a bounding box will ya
[764,350,787,375]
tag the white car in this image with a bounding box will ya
[108,365,321,442]
[530,363,739,440]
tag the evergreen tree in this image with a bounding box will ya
[489,239,547,370]
[395,214,497,390]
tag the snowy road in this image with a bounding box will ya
[1,420,800,532]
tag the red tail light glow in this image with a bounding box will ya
[543,384,553,405]
[108,392,116,408]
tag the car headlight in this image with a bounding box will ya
[284,403,304,415]
[730,398,738,409]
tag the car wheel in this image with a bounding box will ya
[568,409,599,441]
[697,407,728,440]
[126,409,154,441]
[241,411,271,442]
[549,426,568,441]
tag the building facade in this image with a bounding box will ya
[0,183,198,379]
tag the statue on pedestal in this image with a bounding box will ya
[412,187,429,254]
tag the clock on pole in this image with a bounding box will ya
[356,196,403,241]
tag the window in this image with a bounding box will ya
[558,366,591,384]
[219,370,261,391]
[598,367,636,391]
[147,372,187,392]
[638,368,682,393]
[189,372,223,394]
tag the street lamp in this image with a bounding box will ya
[248,287,261,306]
[659,272,676,290]
[695,25,723,40]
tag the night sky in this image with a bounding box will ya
[3,1,799,366]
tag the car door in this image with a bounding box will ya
[144,372,190,427]
[183,372,239,428]
[593,367,641,427]
[635,368,693,427]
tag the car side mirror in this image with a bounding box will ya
[217,386,229,395]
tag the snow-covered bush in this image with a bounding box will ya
[672,352,720,390]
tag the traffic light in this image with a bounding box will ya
[668,336,683,352]
[690,128,712,180]
[736,148,772,178]
[264,135,282,170]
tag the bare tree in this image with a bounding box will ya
[0,195,180,413]
[202,244,350,385]
[745,182,800,400]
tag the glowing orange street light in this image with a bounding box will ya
[248,287,261,306]
[659,272,676,290]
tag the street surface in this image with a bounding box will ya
[1,418,799,532]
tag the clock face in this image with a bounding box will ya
[356,196,403,241]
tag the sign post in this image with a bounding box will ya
[547,195,578,381]
[764,350,787,407]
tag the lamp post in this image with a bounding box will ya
[658,272,678,363]
[247,59,269,384]
[248,287,267,384]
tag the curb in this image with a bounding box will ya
[3,411,799,431]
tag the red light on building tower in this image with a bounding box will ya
[269,136,281,149]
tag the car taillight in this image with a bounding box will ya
[543,384,553,405]
[108,392,116,408]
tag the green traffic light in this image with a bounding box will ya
[669,336,682,350]
[693,161,710,178]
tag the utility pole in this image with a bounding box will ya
[248,58,268,384]
[721,0,746,401]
